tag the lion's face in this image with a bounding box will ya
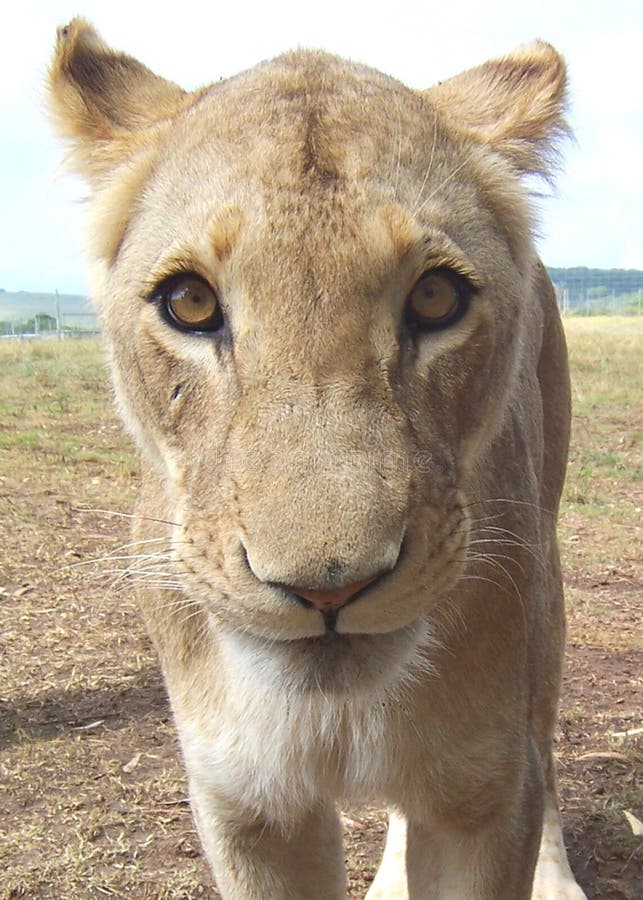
[49,25,567,693]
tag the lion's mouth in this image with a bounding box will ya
[223,620,431,699]
[246,622,421,662]
[285,628,359,650]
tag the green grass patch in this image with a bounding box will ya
[0,339,136,483]
[560,316,642,572]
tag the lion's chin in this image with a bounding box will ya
[220,619,435,698]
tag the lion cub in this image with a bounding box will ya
[49,20,586,899]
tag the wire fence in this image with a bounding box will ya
[549,268,643,316]
[0,292,99,339]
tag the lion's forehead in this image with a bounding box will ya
[194,49,427,159]
[112,53,510,306]
[154,52,462,212]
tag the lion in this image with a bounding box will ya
[48,19,587,899]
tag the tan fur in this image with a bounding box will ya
[48,20,586,898]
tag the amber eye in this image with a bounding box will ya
[405,269,471,331]
[159,276,223,333]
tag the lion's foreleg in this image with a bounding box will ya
[189,783,346,900]
[401,747,544,900]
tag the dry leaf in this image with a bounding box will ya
[341,814,366,831]
[123,752,142,773]
[624,811,643,837]
[576,751,630,762]
[74,719,104,731]
[612,726,643,740]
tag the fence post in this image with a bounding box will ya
[55,290,62,340]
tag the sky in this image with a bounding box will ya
[1,0,641,294]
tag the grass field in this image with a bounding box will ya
[1,318,641,899]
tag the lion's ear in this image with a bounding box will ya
[47,18,190,186]
[426,42,569,179]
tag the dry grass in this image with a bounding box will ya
[560,317,642,655]
[0,321,641,899]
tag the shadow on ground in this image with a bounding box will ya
[0,664,167,750]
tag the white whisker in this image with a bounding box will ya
[457,574,504,592]
[411,109,439,215]
[392,92,402,198]
[466,543,527,575]
[414,151,477,217]
[72,505,182,528]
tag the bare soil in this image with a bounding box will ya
[0,329,641,898]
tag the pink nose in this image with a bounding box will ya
[290,572,382,613]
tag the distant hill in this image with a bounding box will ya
[0,291,91,319]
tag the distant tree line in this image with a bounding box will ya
[0,313,58,336]
[547,267,643,314]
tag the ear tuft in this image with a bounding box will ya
[48,18,189,185]
[427,41,570,180]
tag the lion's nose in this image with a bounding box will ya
[287,572,383,613]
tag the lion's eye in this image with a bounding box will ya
[159,276,223,333]
[405,269,471,331]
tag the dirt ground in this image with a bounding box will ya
[0,322,641,898]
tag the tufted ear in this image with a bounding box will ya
[47,18,193,186]
[426,42,569,179]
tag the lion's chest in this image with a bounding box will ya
[177,683,399,826]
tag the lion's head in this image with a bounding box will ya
[48,21,568,695]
